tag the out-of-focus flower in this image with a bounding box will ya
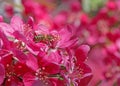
[4,4,14,17]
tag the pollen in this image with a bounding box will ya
[6,64,10,67]
[7,78,11,82]
[18,65,22,68]
[35,67,48,82]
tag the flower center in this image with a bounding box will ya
[35,67,48,84]
[14,39,26,50]
[5,64,16,82]
[68,67,83,80]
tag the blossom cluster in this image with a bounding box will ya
[0,14,92,86]
[21,0,120,85]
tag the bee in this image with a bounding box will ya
[33,34,54,43]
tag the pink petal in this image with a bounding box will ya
[27,16,34,29]
[78,63,92,86]
[23,73,36,86]
[12,49,28,63]
[0,23,14,37]
[10,16,24,32]
[0,15,3,22]
[26,53,39,71]
[0,64,5,85]
[75,45,90,63]
[0,30,11,49]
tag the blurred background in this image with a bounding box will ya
[0,0,107,22]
